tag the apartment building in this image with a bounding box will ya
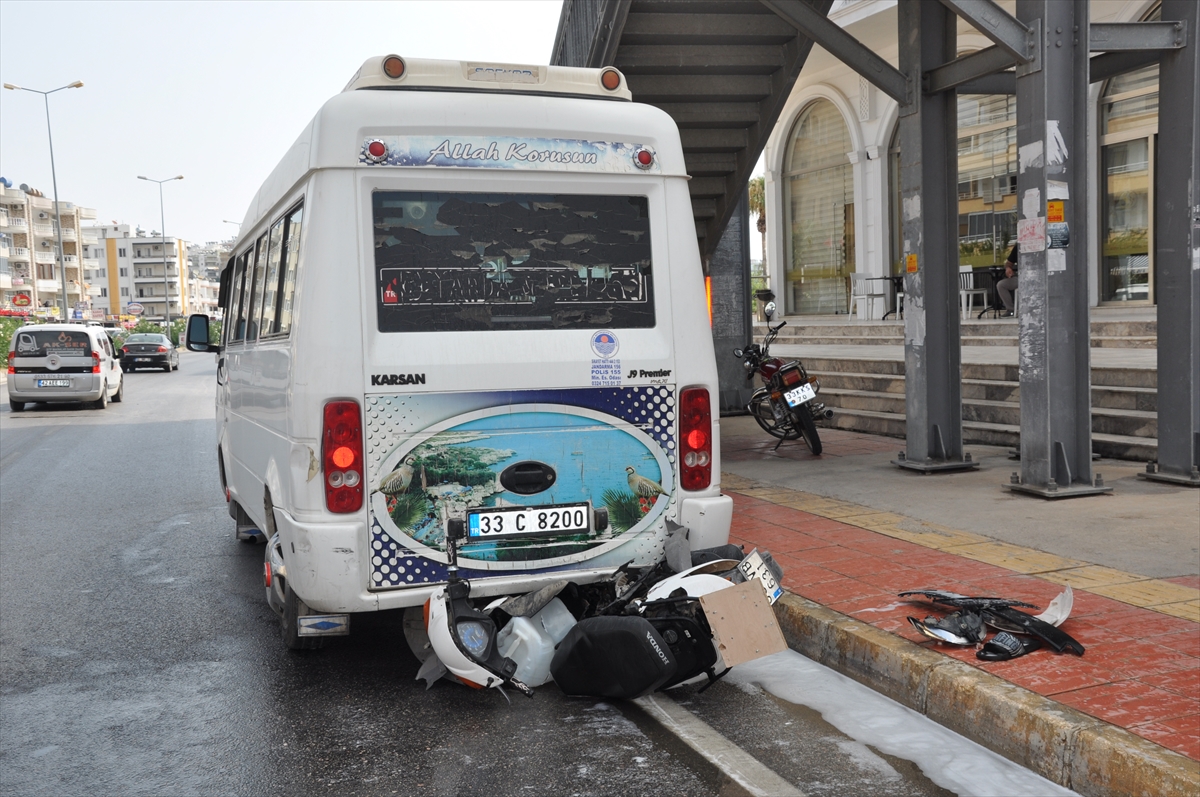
[186,241,229,318]
[85,223,190,322]
[0,182,98,317]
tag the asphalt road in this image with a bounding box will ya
[0,353,985,796]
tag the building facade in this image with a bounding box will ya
[0,182,98,318]
[186,241,230,318]
[762,0,1162,316]
[84,223,190,322]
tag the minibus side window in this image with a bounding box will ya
[372,192,654,332]
[245,233,269,341]
[229,253,247,342]
[276,204,303,336]
[257,218,285,337]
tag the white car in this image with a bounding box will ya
[7,323,124,411]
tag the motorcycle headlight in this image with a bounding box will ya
[456,619,491,659]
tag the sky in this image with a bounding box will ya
[0,1,566,245]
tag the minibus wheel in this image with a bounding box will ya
[282,582,325,651]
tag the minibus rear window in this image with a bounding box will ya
[372,192,654,332]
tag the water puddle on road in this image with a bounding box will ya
[727,650,1079,797]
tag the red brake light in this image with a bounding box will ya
[782,368,801,386]
[323,400,364,513]
[157,345,168,352]
[368,140,387,159]
[6,351,14,375]
[634,148,654,169]
[679,387,712,491]
[92,350,101,373]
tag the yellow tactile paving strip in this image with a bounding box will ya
[722,472,1200,623]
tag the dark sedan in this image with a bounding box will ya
[121,333,179,372]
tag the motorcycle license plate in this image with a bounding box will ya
[738,549,783,604]
[784,382,816,407]
[37,379,71,388]
[468,502,590,538]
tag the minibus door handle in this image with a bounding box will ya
[216,354,228,385]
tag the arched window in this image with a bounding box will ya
[784,99,854,315]
[1098,4,1159,304]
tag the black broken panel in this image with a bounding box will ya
[372,192,655,332]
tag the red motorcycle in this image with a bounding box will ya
[734,303,831,454]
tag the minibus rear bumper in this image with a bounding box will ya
[272,508,664,614]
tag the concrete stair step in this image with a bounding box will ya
[781,335,905,346]
[962,378,1020,402]
[1092,366,1157,389]
[962,336,1018,347]
[1092,336,1157,348]
[1092,408,1157,439]
[1092,385,1156,412]
[802,357,906,375]
[1092,432,1158,461]
[810,371,905,394]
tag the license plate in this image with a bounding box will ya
[738,549,783,604]
[136,358,151,362]
[468,502,590,538]
[37,379,71,388]
[784,382,816,407]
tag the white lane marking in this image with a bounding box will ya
[633,693,804,797]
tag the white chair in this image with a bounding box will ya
[850,272,887,320]
[959,266,988,320]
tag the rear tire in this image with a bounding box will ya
[793,404,823,455]
[94,384,109,410]
[163,363,171,372]
[112,378,124,403]
[9,400,25,412]
[282,581,325,651]
[749,392,800,440]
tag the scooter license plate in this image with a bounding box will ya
[784,382,816,407]
[468,502,590,539]
[738,549,783,604]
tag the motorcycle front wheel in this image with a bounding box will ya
[749,392,800,440]
[792,403,823,455]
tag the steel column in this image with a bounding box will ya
[893,1,976,474]
[710,189,755,415]
[1143,0,1200,487]
[1007,0,1109,498]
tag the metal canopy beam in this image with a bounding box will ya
[959,72,1015,94]
[893,0,977,475]
[925,45,1017,93]
[939,0,1033,62]
[1144,0,1200,487]
[1088,50,1162,83]
[1090,21,1187,52]
[1007,0,1109,499]
[760,0,909,103]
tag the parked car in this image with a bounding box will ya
[121,333,179,372]
[6,323,124,411]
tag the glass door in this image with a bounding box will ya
[1100,136,1153,303]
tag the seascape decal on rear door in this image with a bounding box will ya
[364,387,676,588]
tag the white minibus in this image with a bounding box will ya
[187,56,733,649]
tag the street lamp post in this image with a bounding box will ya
[137,175,183,326]
[4,80,84,322]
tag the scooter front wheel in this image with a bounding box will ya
[749,393,800,440]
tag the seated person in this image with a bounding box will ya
[998,244,1018,317]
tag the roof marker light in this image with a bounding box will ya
[634,148,654,169]
[600,69,621,91]
[383,56,406,79]
[366,140,388,161]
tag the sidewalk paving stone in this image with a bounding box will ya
[721,469,1200,761]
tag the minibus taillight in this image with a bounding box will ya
[679,387,712,491]
[322,400,364,513]
[91,351,101,373]
[7,352,14,374]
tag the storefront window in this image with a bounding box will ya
[784,100,854,315]
[1100,65,1157,304]
[956,94,1017,269]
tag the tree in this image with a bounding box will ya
[748,176,768,291]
